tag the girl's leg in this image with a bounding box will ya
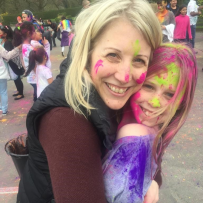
[14,76,24,100]
[0,79,8,114]
[62,47,65,57]
[30,84,37,102]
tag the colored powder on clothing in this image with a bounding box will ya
[149,97,161,108]
[133,40,141,57]
[94,60,103,74]
[136,72,147,84]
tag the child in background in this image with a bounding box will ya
[25,47,53,98]
[31,29,51,69]
[13,22,37,101]
[174,5,192,43]
[102,43,197,203]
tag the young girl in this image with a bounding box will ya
[31,29,51,69]
[174,5,192,43]
[25,46,53,98]
[13,21,37,101]
[0,42,22,116]
[57,16,72,57]
[0,25,25,100]
[102,43,197,203]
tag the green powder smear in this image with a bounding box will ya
[149,97,161,108]
[133,40,141,57]
[154,62,180,88]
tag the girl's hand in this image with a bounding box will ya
[42,36,48,45]
[143,180,159,203]
[17,45,22,50]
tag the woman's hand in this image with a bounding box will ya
[42,37,48,45]
[143,180,159,203]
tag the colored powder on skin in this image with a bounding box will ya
[154,62,180,87]
[125,74,129,82]
[94,60,103,74]
[133,40,141,57]
[149,97,161,108]
[136,72,147,84]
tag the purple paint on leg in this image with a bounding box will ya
[94,60,103,74]
[136,72,147,84]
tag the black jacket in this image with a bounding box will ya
[17,43,117,203]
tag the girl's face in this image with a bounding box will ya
[0,30,6,39]
[34,30,42,41]
[90,18,151,110]
[131,63,180,128]
[180,7,187,16]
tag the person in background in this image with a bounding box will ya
[44,20,57,47]
[0,25,24,100]
[16,16,23,27]
[156,0,175,43]
[25,46,53,98]
[174,5,192,43]
[167,0,179,15]
[82,0,90,9]
[57,16,72,57]
[187,0,203,49]
[22,10,43,33]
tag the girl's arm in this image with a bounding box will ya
[47,77,53,84]
[0,45,21,61]
[187,18,192,40]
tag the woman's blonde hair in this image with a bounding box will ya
[65,0,162,115]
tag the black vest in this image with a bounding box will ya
[17,53,117,203]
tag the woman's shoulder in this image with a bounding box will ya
[117,123,156,140]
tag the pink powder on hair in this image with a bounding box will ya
[136,72,147,84]
[94,60,103,74]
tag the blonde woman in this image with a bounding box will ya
[17,0,162,202]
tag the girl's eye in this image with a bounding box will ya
[165,92,174,99]
[143,84,154,90]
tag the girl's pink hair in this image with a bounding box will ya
[146,43,198,178]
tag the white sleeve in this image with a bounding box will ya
[44,42,50,58]
[190,2,196,12]
[0,45,20,61]
[43,67,52,79]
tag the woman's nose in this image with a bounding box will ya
[114,65,131,84]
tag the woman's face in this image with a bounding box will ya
[180,7,187,16]
[34,30,42,41]
[90,18,151,110]
[131,63,180,128]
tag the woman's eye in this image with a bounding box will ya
[134,58,146,64]
[107,53,117,58]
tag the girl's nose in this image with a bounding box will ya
[148,96,161,108]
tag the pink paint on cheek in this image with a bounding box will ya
[125,74,129,82]
[94,60,103,74]
[136,71,147,84]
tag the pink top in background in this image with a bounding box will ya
[174,15,192,39]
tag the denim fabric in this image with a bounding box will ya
[190,25,196,48]
[0,79,8,113]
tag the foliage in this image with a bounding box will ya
[2,7,82,25]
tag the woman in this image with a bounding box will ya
[57,16,72,57]
[17,0,162,203]
[0,25,24,100]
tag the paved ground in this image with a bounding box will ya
[0,33,203,202]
